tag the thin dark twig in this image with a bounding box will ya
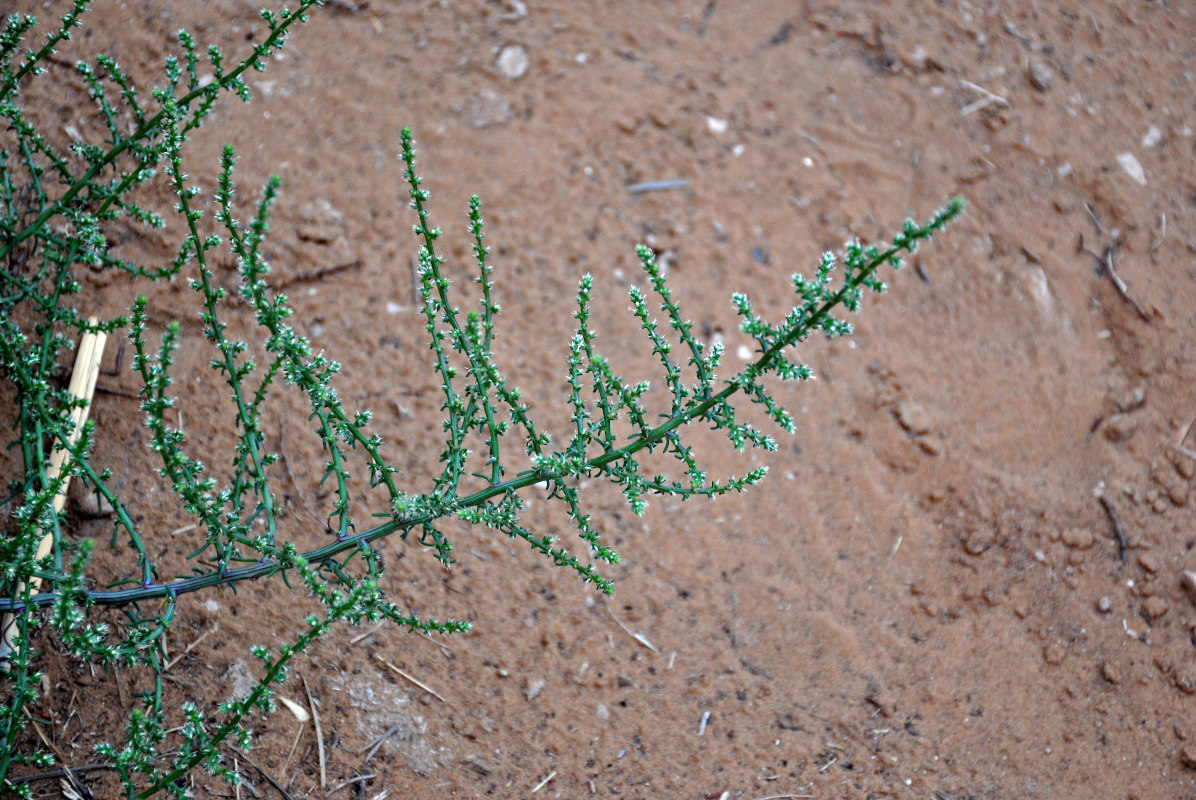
[327,774,376,795]
[1077,236,1150,322]
[1098,493,1129,566]
[9,763,116,785]
[276,259,363,289]
[94,382,141,399]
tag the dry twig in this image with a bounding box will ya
[604,602,659,654]
[301,676,326,788]
[1097,491,1129,566]
[228,746,295,800]
[373,654,448,703]
[959,80,1009,115]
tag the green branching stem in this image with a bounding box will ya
[0,195,963,614]
[0,0,321,263]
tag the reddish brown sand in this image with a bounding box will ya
[8,1,1196,798]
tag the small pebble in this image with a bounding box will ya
[1138,553,1161,573]
[1116,385,1146,413]
[895,402,932,435]
[1115,152,1147,186]
[706,116,728,134]
[1097,595,1112,613]
[75,490,115,517]
[1042,640,1067,665]
[1181,745,1196,770]
[1175,457,1196,480]
[1061,528,1094,550]
[917,437,942,456]
[1181,571,1196,606]
[1142,125,1163,148]
[525,677,545,701]
[1027,61,1053,91]
[963,528,993,556]
[1142,596,1168,619]
[496,45,528,79]
[1103,413,1137,442]
[1100,660,1121,684]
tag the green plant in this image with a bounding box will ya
[0,2,963,797]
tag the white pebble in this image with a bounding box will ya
[706,116,728,134]
[1115,152,1146,186]
[1141,125,1162,148]
[736,345,753,361]
[496,45,528,79]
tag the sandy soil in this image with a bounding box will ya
[9,1,1196,798]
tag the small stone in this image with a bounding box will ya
[496,45,528,79]
[706,116,728,134]
[1170,486,1189,507]
[524,677,545,701]
[1116,385,1146,413]
[462,756,493,776]
[595,702,610,720]
[647,110,672,129]
[1103,413,1138,442]
[75,489,115,517]
[1181,571,1196,606]
[1100,660,1121,684]
[906,45,929,71]
[895,402,932,435]
[1116,152,1147,186]
[1027,61,1053,91]
[963,528,993,556]
[1176,673,1196,695]
[1043,640,1067,665]
[1061,528,1094,550]
[776,713,803,731]
[1139,553,1161,573]
[296,198,344,244]
[1142,596,1168,619]
[298,198,343,226]
[296,224,340,244]
[1175,456,1196,480]
[917,437,942,456]
[1142,125,1163,148]
[613,116,638,134]
[1182,745,1196,770]
[1097,595,1112,613]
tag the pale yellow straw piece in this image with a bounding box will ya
[0,319,106,663]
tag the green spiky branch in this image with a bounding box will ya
[0,1,961,795]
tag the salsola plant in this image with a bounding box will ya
[0,1,963,796]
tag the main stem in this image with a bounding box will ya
[0,239,904,613]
